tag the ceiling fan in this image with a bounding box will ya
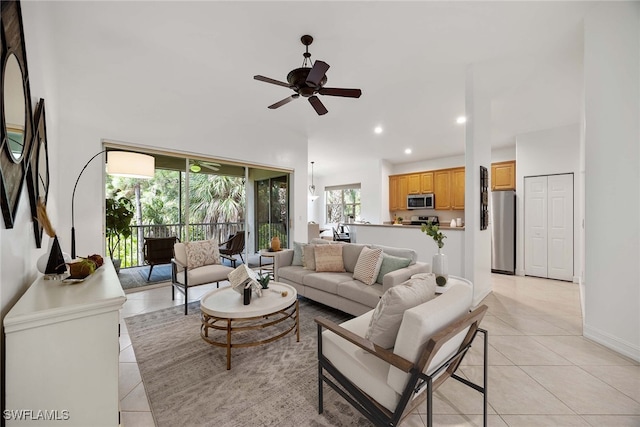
[190,160,221,173]
[254,35,362,116]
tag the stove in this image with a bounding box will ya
[410,216,438,226]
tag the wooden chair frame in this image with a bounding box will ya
[143,236,178,280]
[219,232,245,267]
[315,305,488,427]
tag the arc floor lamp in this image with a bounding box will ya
[71,150,155,259]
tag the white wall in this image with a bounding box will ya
[515,124,581,280]
[391,154,465,175]
[583,2,640,361]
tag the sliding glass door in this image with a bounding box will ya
[255,175,289,251]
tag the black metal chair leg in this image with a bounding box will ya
[147,265,154,281]
[184,286,188,315]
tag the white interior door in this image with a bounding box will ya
[525,176,548,277]
[547,174,573,281]
[524,174,574,280]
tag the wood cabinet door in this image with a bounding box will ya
[420,172,434,193]
[434,170,451,209]
[389,176,398,210]
[492,161,516,190]
[397,175,408,209]
[451,168,465,209]
[407,174,421,194]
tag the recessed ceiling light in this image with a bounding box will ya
[374,126,383,134]
[456,116,467,124]
[404,148,412,154]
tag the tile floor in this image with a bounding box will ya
[118,274,640,426]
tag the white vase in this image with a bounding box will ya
[432,248,448,286]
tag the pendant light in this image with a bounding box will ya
[309,161,319,202]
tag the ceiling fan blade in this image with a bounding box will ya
[254,75,291,88]
[308,96,328,116]
[306,60,330,87]
[268,95,298,109]
[201,163,220,172]
[318,87,362,98]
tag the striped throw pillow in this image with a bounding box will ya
[353,247,383,285]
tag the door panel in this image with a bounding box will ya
[547,174,573,281]
[525,176,548,277]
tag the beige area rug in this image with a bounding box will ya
[125,299,373,427]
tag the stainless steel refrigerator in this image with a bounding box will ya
[491,190,516,274]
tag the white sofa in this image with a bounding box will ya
[273,241,430,316]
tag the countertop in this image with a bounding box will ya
[344,222,465,230]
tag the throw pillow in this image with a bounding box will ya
[365,275,437,349]
[292,241,305,266]
[314,244,346,272]
[376,254,412,284]
[353,247,384,285]
[302,244,316,270]
[184,239,220,268]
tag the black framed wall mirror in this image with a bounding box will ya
[0,0,34,228]
[26,99,49,247]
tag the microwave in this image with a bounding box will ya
[407,194,435,210]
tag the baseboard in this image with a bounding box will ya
[583,324,640,363]
[472,287,492,307]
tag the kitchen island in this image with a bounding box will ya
[347,223,465,277]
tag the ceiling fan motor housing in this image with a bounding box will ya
[287,67,327,97]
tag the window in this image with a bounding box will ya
[325,184,361,223]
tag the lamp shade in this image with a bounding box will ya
[106,151,155,178]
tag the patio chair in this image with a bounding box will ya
[143,236,179,281]
[315,279,488,427]
[219,232,245,267]
[332,226,350,242]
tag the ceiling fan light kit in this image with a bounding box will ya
[254,35,362,116]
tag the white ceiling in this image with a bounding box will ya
[44,1,591,177]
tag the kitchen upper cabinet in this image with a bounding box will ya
[407,174,421,194]
[389,175,408,210]
[451,168,465,210]
[434,170,451,209]
[420,172,434,193]
[492,161,516,190]
[433,168,465,210]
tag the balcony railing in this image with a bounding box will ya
[112,222,244,269]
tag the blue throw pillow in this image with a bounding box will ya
[292,241,305,266]
[376,253,411,284]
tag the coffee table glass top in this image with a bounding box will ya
[200,282,297,318]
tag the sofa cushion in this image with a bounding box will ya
[387,278,473,394]
[276,265,315,284]
[315,244,346,272]
[303,244,316,270]
[371,244,417,265]
[304,272,353,294]
[292,241,305,266]
[365,275,437,349]
[184,239,220,268]
[337,280,384,309]
[322,312,400,412]
[342,244,368,273]
[353,247,383,285]
[175,263,233,287]
[376,254,412,284]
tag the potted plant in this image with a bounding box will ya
[257,272,271,289]
[421,221,448,286]
[105,196,134,272]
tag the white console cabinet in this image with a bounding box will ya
[4,258,126,426]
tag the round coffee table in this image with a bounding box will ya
[200,282,299,370]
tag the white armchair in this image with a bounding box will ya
[315,276,488,427]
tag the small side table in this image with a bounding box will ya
[259,249,278,278]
